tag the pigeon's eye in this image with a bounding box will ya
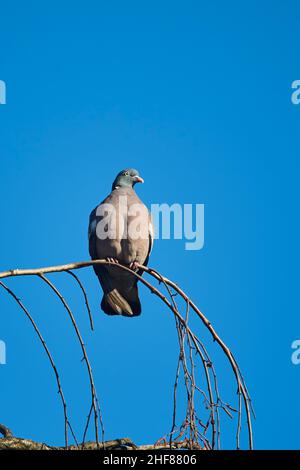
[124,171,130,176]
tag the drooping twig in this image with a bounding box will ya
[0,281,72,448]
[66,270,94,331]
[158,274,215,449]
[37,274,104,446]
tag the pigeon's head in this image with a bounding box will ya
[112,168,144,190]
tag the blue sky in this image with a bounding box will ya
[0,0,299,449]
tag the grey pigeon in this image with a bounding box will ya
[88,168,153,317]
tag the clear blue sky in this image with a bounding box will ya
[0,0,299,450]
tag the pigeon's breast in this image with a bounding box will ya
[91,187,151,265]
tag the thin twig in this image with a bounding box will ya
[37,274,104,446]
[0,281,72,448]
[66,270,94,331]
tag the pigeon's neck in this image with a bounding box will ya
[112,185,135,194]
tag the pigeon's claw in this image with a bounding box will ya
[106,257,119,264]
[129,261,139,272]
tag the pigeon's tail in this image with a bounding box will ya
[101,285,141,317]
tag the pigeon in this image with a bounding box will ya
[88,168,153,317]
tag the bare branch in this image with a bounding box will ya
[0,424,13,438]
[0,259,254,449]
[0,434,137,450]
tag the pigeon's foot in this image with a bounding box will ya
[129,261,139,272]
[106,257,119,264]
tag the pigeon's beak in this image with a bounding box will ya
[133,175,144,184]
